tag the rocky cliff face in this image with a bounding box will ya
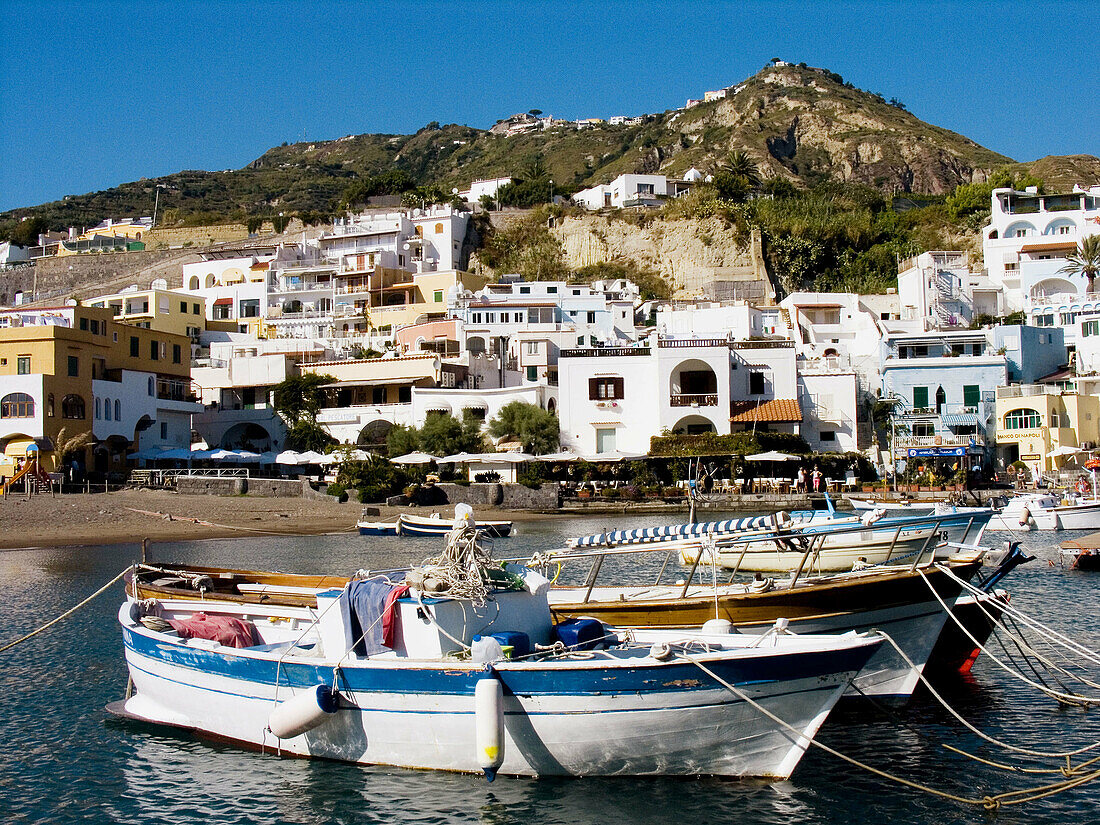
[551,215,770,300]
[667,66,1010,194]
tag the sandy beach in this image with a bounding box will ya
[0,490,567,550]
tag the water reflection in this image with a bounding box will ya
[1,522,1098,824]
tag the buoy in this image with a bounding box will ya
[475,678,504,781]
[267,685,340,739]
[701,618,733,634]
[1018,507,1032,529]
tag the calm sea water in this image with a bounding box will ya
[1,513,1098,825]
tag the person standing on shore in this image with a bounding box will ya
[797,466,807,493]
[811,466,823,492]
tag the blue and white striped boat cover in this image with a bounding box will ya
[570,516,775,548]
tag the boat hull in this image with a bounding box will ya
[397,514,513,537]
[682,529,937,573]
[550,561,980,703]
[117,612,876,779]
[356,521,399,536]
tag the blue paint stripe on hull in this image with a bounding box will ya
[125,654,844,716]
[122,626,875,698]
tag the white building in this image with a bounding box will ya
[557,337,800,455]
[984,185,1100,313]
[181,246,277,332]
[572,174,693,210]
[458,177,514,203]
[896,251,1003,330]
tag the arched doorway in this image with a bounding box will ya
[935,386,946,414]
[221,422,272,451]
[671,415,716,435]
[357,420,393,449]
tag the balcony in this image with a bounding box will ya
[894,434,984,449]
[670,393,718,407]
[560,347,651,358]
[997,384,1070,399]
[156,378,195,403]
[270,281,333,294]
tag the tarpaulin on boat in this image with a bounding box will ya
[167,613,258,649]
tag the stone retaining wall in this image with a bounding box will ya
[175,476,332,499]
[385,483,559,510]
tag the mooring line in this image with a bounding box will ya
[685,653,1100,809]
[918,569,1100,706]
[937,563,1100,665]
[0,567,129,654]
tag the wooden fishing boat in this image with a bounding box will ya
[111,526,882,780]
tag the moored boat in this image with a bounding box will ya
[111,521,882,780]
[355,509,514,537]
[988,492,1100,532]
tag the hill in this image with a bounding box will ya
[2,63,1097,237]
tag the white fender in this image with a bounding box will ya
[267,685,340,739]
[1018,506,1032,529]
[475,678,504,781]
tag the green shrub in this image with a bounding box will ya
[474,470,502,483]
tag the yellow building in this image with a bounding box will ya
[0,305,196,480]
[995,384,1100,478]
[332,268,488,334]
[86,288,209,339]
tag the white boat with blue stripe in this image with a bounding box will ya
[112,514,881,779]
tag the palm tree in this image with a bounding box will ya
[720,150,761,188]
[1061,235,1100,294]
[53,426,94,471]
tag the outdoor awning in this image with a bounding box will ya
[1019,241,1078,253]
[729,399,802,423]
[319,378,404,388]
[213,297,234,306]
[940,413,979,427]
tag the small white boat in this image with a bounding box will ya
[988,492,1100,532]
[111,520,882,780]
[356,508,513,537]
[398,511,513,537]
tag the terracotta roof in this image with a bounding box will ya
[729,398,803,423]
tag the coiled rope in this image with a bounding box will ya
[0,567,130,654]
[684,652,1100,809]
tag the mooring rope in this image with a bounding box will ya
[918,569,1100,706]
[875,629,1100,759]
[936,562,1100,665]
[683,652,1100,809]
[0,567,130,654]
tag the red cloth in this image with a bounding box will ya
[168,612,258,649]
[382,585,411,647]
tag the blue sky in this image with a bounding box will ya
[1,0,1096,213]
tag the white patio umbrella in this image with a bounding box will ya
[207,449,237,460]
[480,452,536,464]
[536,451,581,462]
[156,447,194,460]
[440,452,476,464]
[391,451,441,465]
[746,451,800,461]
[297,450,326,464]
[580,451,647,463]
[275,450,303,465]
[1047,445,1082,458]
[233,450,262,463]
[317,452,343,465]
